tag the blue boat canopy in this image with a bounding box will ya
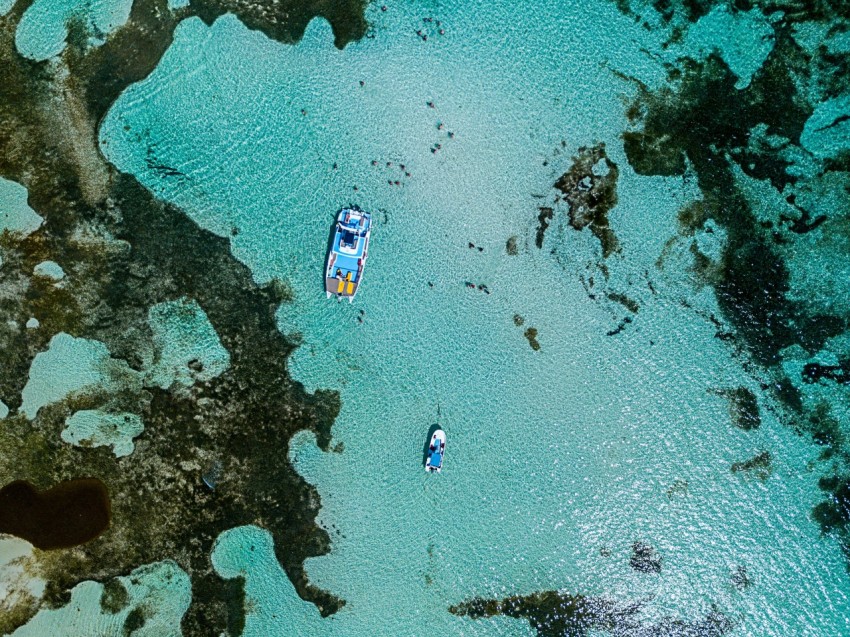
[431,451,442,467]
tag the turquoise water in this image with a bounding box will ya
[61,409,144,457]
[5,0,843,634]
[11,560,190,637]
[20,333,124,419]
[0,177,42,237]
[14,0,133,61]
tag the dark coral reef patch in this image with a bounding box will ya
[612,0,850,555]
[712,387,761,431]
[449,590,732,637]
[0,0,369,634]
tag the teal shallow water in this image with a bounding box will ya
[88,0,850,634]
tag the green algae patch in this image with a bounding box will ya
[712,387,761,430]
[613,0,850,568]
[100,578,130,614]
[0,478,110,550]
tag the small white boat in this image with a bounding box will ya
[325,207,372,302]
[425,429,446,473]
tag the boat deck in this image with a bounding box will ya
[326,276,359,297]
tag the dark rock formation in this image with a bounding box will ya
[450,589,732,637]
[554,144,620,257]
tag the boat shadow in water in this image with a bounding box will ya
[422,423,442,467]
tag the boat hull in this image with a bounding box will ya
[325,208,371,302]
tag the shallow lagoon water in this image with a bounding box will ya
[78,0,850,634]
[14,0,133,61]
[0,177,42,237]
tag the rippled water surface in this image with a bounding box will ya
[5,0,850,635]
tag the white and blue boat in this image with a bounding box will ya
[325,207,372,302]
[425,429,446,473]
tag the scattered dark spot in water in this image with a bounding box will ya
[606,316,633,336]
[100,578,129,614]
[524,327,540,351]
[666,479,688,498]
[449,589,732,637]
[605,292,639,313]
[730,565,752,591]
[554,144,620,257]
[535,207,554,248]
[332,441,345,453]
[513,314,525,326]
[0,479,110,550]
[731,451,772,480]
[506,235,519,255]
[630,542,662,573]
[711,387,761,430]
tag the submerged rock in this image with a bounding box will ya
[524,327,541,351]
[630,542,663,574]
[535,206,554,248]
[712,387,761,431]
[730,565,752,591]
[554,144,620,258]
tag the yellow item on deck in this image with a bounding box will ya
[337,279,345,293]
[346,272,352,280]
[346,281,355,295]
